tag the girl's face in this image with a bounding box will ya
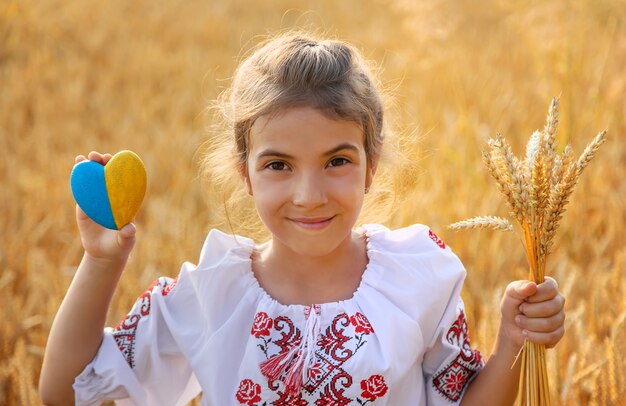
[243,106,376,257]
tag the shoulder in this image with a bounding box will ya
[362,223,448,250]
[362,223,465,278]
[177,228,257,300]
[149,228,254,299]
[195,228,255,268]
[112,229,259,350]
[360,223,466,324]
[144,229,259,326]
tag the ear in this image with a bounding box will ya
[365,156,379,191]
[238,163,253,196]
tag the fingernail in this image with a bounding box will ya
[515,315,521,325]
[519,304,524,313]
[522,329,529,337]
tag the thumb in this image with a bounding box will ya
[117,222,137,249]
[501,280,537,318]
[506,280,538,301]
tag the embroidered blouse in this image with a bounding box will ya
[73,223,485,405]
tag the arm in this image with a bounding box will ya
[39,152,137,405]
[461,279,566,405]
[39,252,130,405]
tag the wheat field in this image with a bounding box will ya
[1,0,624,404]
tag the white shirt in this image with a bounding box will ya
[74,223,484,405]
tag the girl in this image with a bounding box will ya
[39,33,565,405]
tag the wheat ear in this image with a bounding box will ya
[449,216,513,232]
[542,97,559,190]
[488,134,527,222]
[575,130,607,176]
[543,97,559,150]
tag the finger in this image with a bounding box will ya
[515,312,565,333]
[526,277,559,303]
[506,280,538,302]
[102,153,114,165]
[75,155,87,164]
[118,223,136,243]
[523,325,565,347]
[76,204,89,220]
[87,151,106,164]
[519,295,565,318]
[501,281,538,320]
[503,281,538,311]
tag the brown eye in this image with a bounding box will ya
[328,157,350,167]
[266,161,288,171]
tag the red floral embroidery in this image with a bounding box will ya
[317,314,352,362]
[161,277,178,296]
[445,310,483,366]
[349,312,374,335]
[112,278,174,368]
[248,310,386,404]
[112,289,151,367]
[315,390,349,406]
[236,379,262,405]
[144,277,177,297]
[428,229,446,249]
[314,374,353,405]
[251,312,274,338]
[440,370,466,394]
[306,360,325,382]
[432,309,484,401]
[271,390,309,405]
[360,374,388,401]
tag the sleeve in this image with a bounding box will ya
[361,224,485,404]
[73,277,201,405]
[423,298,485,405]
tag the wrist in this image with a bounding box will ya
[495,324,523,356]
[81,251,129,274]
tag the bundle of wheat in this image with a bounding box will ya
[450,97,606,405]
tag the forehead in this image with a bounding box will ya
[249,106,364,155]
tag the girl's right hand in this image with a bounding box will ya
[75,151,137,264]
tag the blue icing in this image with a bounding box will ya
[70,160,117,230]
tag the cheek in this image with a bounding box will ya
[333,169,366,192]
[249,179,286,213]
[330,175,365,206]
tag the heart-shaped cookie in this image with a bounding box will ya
[70,150,147,230]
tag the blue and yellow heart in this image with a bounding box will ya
[71,150,147,230]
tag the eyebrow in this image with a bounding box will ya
[256,143,360,160]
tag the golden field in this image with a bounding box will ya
[1,0,624,404]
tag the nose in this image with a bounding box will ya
[292,173,328,208]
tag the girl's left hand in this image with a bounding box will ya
[500,277,566,348]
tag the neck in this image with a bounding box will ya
[252,231,368,305]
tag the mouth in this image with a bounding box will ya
[289,216,335,230]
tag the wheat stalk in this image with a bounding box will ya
[449,97,607,405]
[449,216,513,232]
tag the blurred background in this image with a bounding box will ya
[1,0,624,404]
